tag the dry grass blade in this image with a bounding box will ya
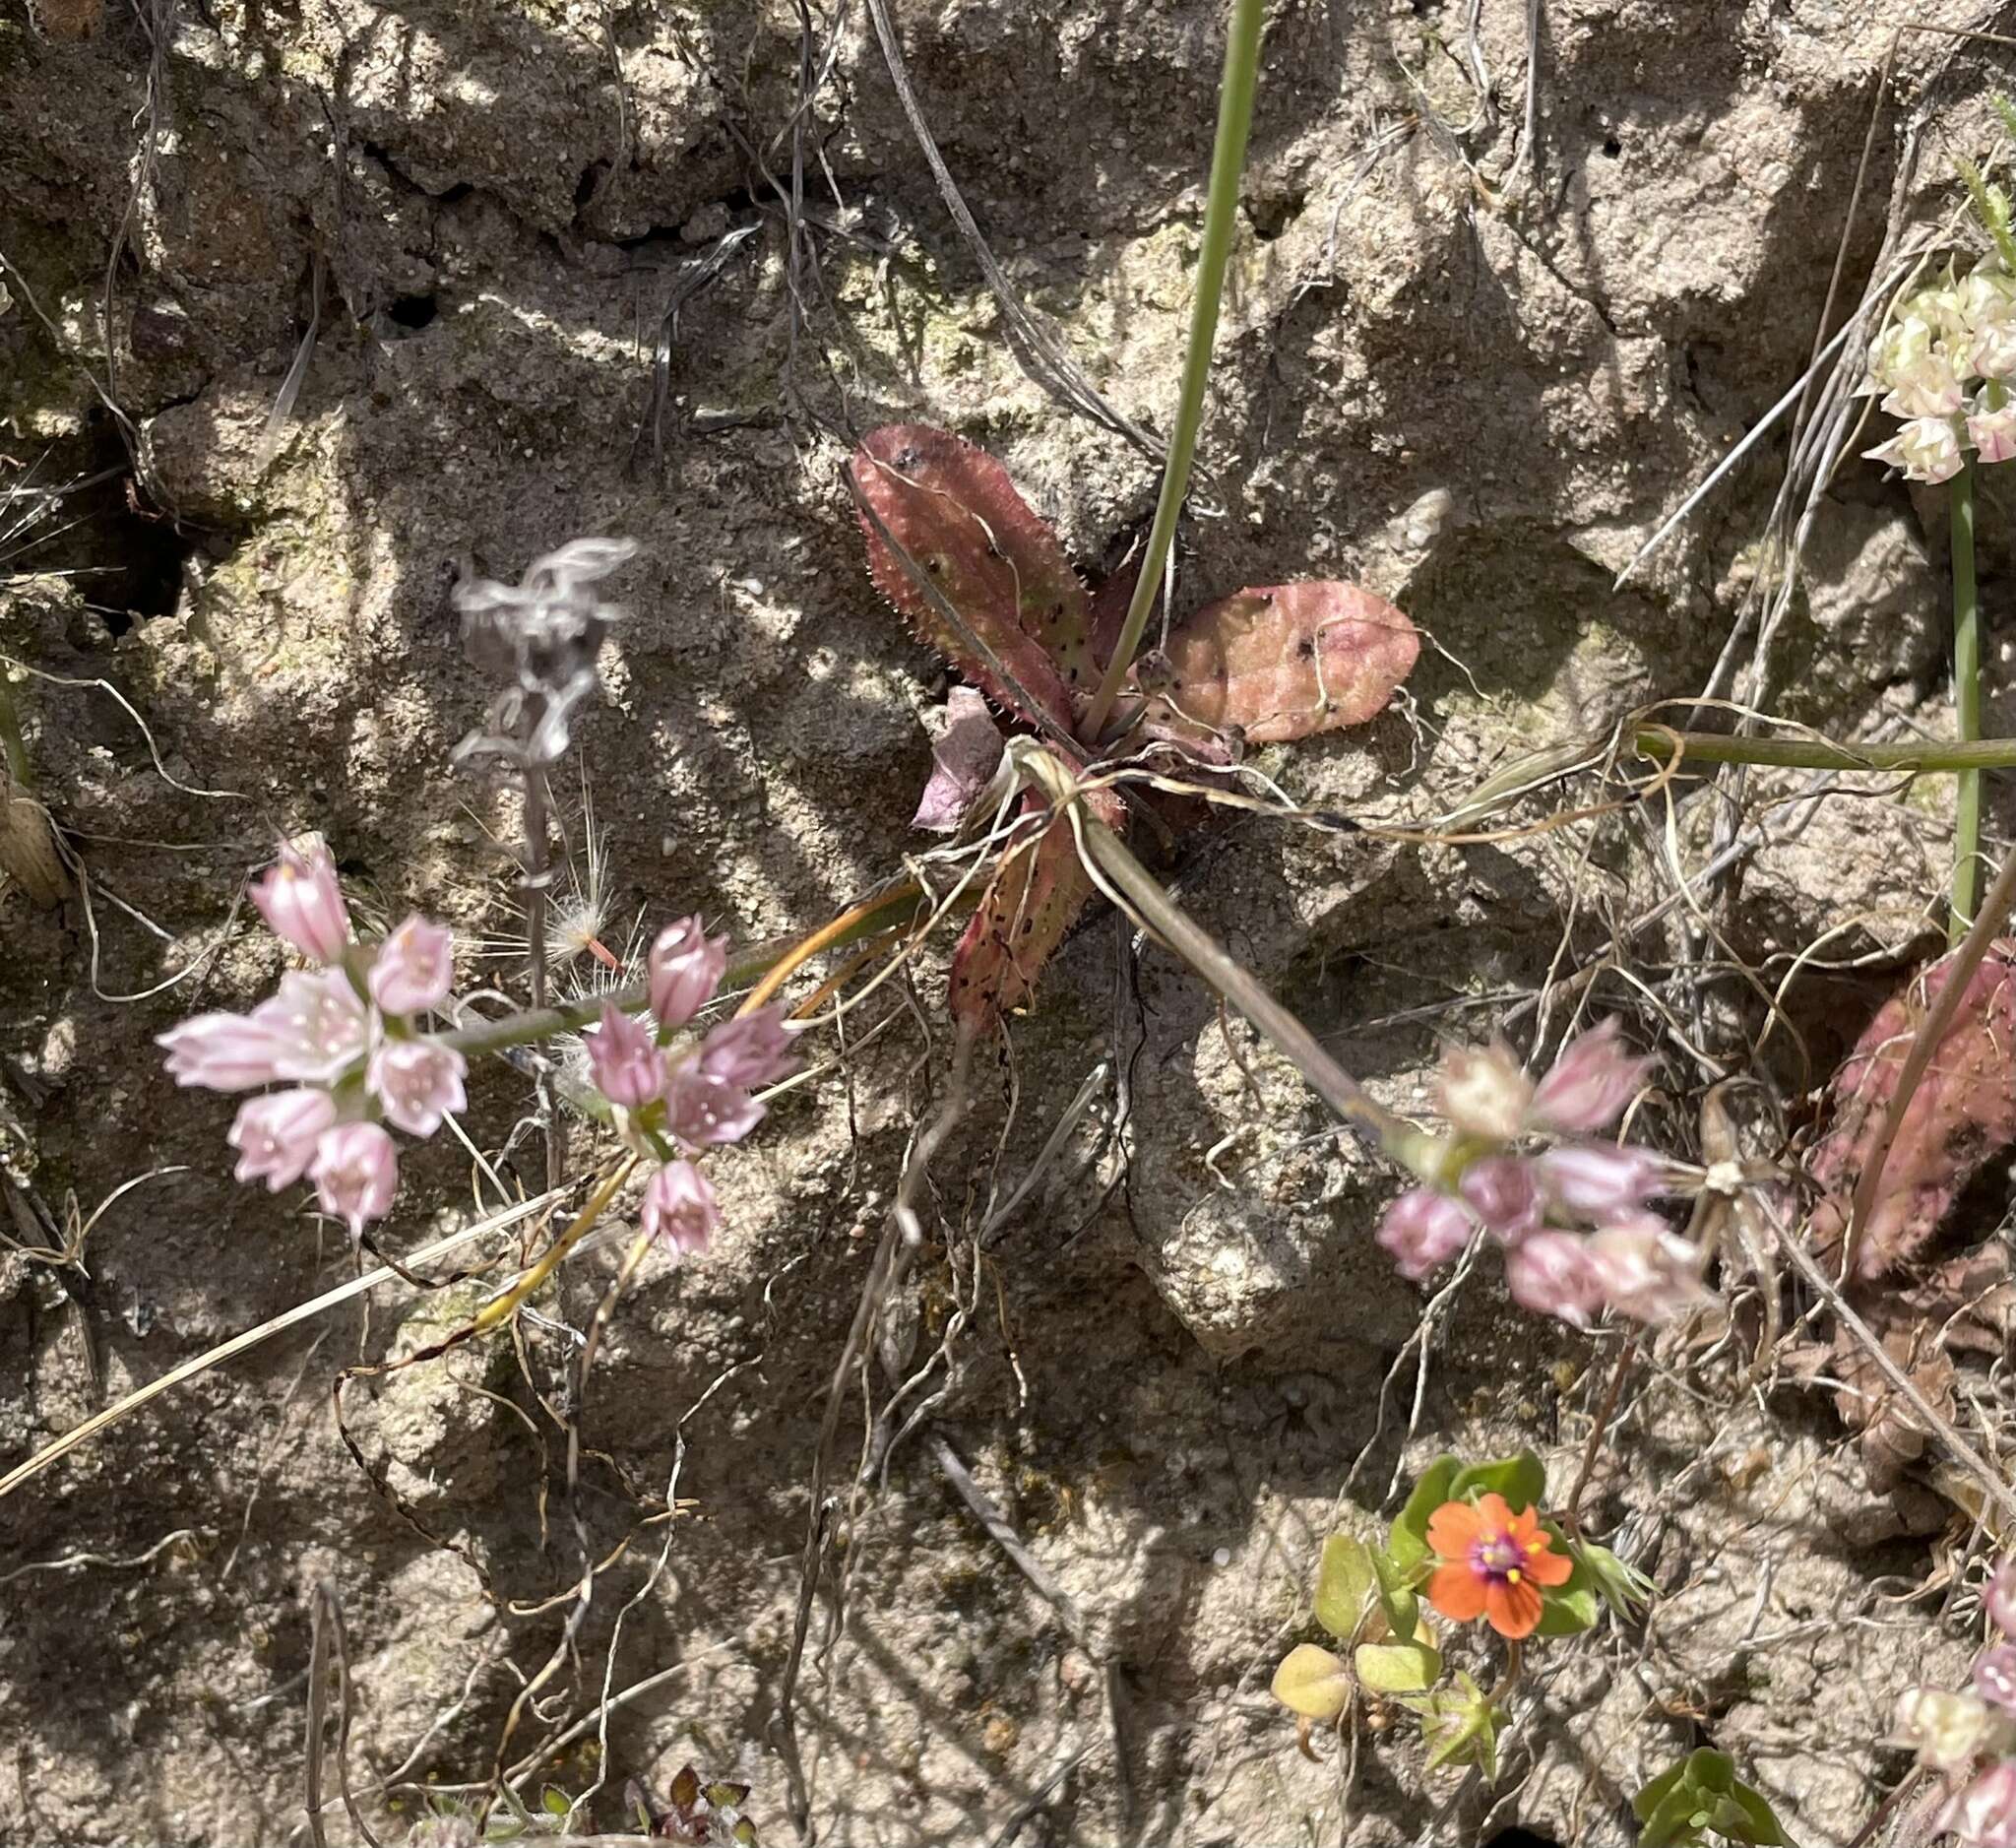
[859,0,1163,460]
[0,1188,564,1499]
[305,1579,377,1848]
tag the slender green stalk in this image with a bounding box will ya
[1014,744,1417,1164]
[1079,0,1265,743]
[1952,458,1983,941]
[439,881,931,1060]
[1632,728,2016,774]
[0,672,32,791]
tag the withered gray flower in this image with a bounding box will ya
[450,538,638,774]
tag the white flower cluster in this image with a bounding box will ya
[1862,266,2016,483]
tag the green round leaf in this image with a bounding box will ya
[1639,1784,1712,1848]
[1314,1534,1376,1640]
[1354,1637,1442,1694]
[1633,1761,1690,1824]
[1272,1642,1353,1719]
[1369,1544,1422,1641]
[1449,1451,1547,1514]
[1687,1748,1737,1795]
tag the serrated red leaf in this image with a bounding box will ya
[850,424,1094,730]
[950,771,1124,1032]
[1808,944,2016,1279]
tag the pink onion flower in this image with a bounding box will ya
[228,1089,338,1190]
[649,916,727,1031]
[585,1003,668,1110]
[368,915,456,1016]
[1374,1020,1705,1328]
[159,839,473,1237]
[367,1039,469,1138]
[1990,1557,2016,1638]
[1940,1761,2016,1848]
[642,1159,720,1257]
[310,1122,400,1236]
[251,836,352,965]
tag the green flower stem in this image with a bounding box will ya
[1952,457,1983,942]
[0,671,32,791]
[440,880,932,1060]
[1631,728,2016,774]
[1015,743,1417,1163]
[1079,0,1265,744]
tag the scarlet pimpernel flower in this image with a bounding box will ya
[1424,1493,1573,1640]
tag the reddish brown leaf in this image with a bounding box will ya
[850,424,1096,729]
[950,770,1124,1032]
[1808,944,2016,1280]
[1136,581,1418,748]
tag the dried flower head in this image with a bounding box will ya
[452,538,638,774]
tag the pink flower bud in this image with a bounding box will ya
[1533,1143,1664,1220]
[648,915,726,1030]
[1988,1557,2016,1637]
[1436,1040,1532,1142]
[1458,1155,1542,1243]
[1503,1230,1606,1327]
[1375,1187,1473,1282]
[158,1010,293,1091]
[368,915,456,1016]
[699,1005,799,1090]
[1937,1757,2016,1847]
[1979,1645,2016,1715]
[310,1121,399,1235]
[1584,1222,1703,1323]
[641,1159,720,1257]
[1528,1019,1654,1133]
[1973,401,2016,465]
[367,1039,468,1137]
[251,835,352,964]
[1979,321,2016,382]
[664,1065,765,1150]
[584,1003,666,1110]
[253,969,370,1084]
[227,1089,338,1189]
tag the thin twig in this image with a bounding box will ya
[1781,1232,2016,1530]
[930,1433,1091,1644]
[859,0,1161,460]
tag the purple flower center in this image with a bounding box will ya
[1473,1534,1523,1583]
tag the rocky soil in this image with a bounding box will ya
[2,0,2010,1843]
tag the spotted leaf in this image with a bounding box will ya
[850,424,1096,729]
[1808,944,2016,1279]
[1136,581,1418,748]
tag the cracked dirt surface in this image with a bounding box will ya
[2,1,2012,1843]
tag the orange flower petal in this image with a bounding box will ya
[1484,1575,1544,1639]
[1473,1492,1515,1535]
[1426,1499,1483,1560]
[1525,1536,1574,1587]
[1427,1561,1487,1622]
[1504,1503,1544,1545]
